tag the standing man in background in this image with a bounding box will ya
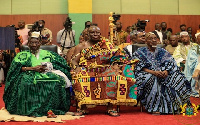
[187,27,194,42]
[17,20,30,45]
[114,22,128,46]
[161,22,171,44]
[57,17,75,55]
[38,20,53,45]
[176,24,187,35]
[85,21,92,29]
[152,23,167,44]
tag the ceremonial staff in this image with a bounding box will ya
[109,12,114,44]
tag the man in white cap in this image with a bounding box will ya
[173,31,197,71]
[3,31,72,117]
[184,32,200,97]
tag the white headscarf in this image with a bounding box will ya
[180,31,188,37]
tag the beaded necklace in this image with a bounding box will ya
[81,40,105,54]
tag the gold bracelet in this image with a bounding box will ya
[24,67,27,71]
[71,53,80,60]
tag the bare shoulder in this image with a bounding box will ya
[77,42,88,49]
[73,42,87,54]
[67,46,75,55]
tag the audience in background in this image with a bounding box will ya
[114,22,128,46]
[167,28,173,34]
[123,30,146,58]
[126,26,132,43]
[176,24,186,35]
[129,30,137,44]
[161,22,171,40]
[85,21,92,29]
[135,31,146,44]
[161,22,171,46]
[57,17,75,55]
[187,27,194,42]
[38,20,52,45]
[184,32,200,98]
[17,20,30,45]
[196,25,200,33]
[165,35,179,55]
[152,23,167,44]
[173,31,196,71]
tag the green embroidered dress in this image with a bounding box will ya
[3,50,71,117]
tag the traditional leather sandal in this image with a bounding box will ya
[73,109,89,116]
[152,111,160,115]
[47,110,57,118]
[106,109,120,117]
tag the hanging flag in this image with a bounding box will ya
[0,27,15,50]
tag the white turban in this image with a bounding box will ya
[195,32,200,38]
[31,32,40,38]
[180,31,188,37]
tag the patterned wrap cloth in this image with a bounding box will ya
[72,39,138,108]
[3,50,71,117]
[133,47,191,114]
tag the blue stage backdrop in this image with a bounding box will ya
[0,27,15,50]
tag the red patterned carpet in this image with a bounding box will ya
[0,84,200,125]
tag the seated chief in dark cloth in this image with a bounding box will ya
[132,32,191,115]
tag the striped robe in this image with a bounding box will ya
[184,45,200,96]
[133,47,191,114]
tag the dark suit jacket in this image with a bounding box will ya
[152,30,167,40]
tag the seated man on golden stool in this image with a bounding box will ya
[71,25,138,116]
